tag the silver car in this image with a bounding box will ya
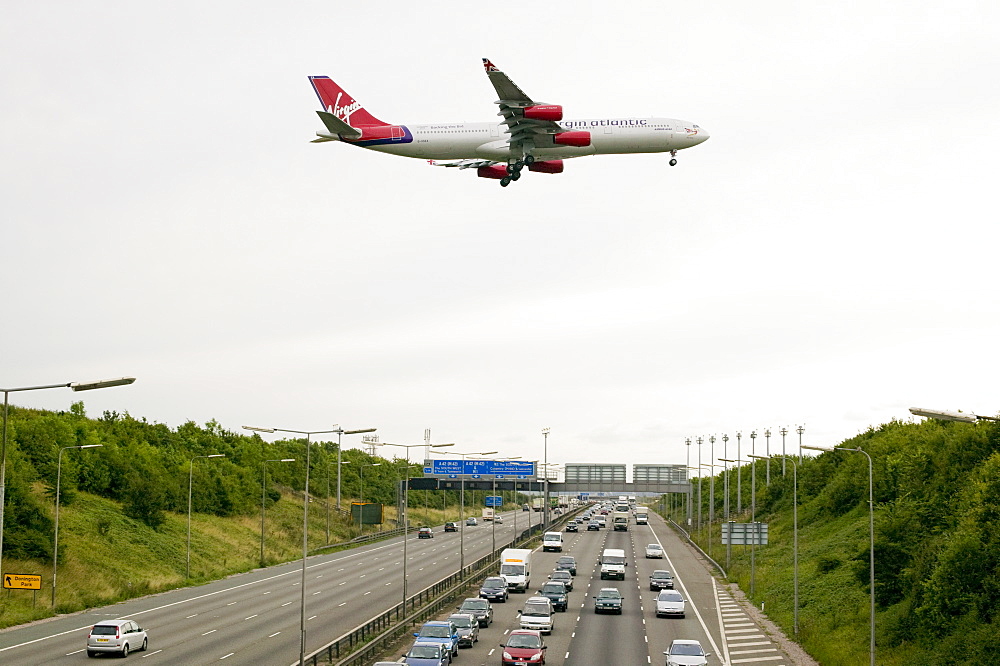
[86,619,148,657]
[447,613,480,647]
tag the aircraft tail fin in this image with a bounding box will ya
[308,76,389,127]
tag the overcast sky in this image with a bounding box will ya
[3,0,998,475]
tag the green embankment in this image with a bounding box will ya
[656,417,1000,665]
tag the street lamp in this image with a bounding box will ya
[52,444,103,607]
[765,428,772,485]
[262,458,295,567]
[696,437,703,530]
[242,425,343,666]
[909,406,998,422]
[804,444,875,666]
[685,438,692,526]
[454,450,497,576]
[541,428,550,526]
[709,436,716,524]
[0,376,134,580]
[721,435,729,523]
[332,427,377,510]
[749,453,795,624]
[187,454,225,578]
[780,427,788,476]
[736,431,743,513]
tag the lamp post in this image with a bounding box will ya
[780,427,788,476]
[909,406,999,422]
[721,435,729,523]
[262,458,295,567]
[454,449,497,576]
[1,376,134,579]
[327,461,350,543]
[805,444,874,665]
[736,431,742,513]
[709,436,716,524]
[187,453,225,578]
[52,443,103,607]
[765,428,772,485]
[749,453,795,621]
[696,437,703,530]
[541,428,550,526]
[243,425,344,666]
[796,425,804,464]
[685,438,692,526]
[332,427,377,510]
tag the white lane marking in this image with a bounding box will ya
[202,630,217,636]
[244,614,258,620]
[220,653,234,660]
[268,632,281,638]
[142,649,163,657]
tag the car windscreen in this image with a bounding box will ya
[652,571,672,579]
[597,590,621,599]
[541,584,564,594]
[409,645,441,658]
[670,644,704,656]
[522,603,550,616]
[418,626,451,638]
[483,578,504,588]
[449,616,474,628]
[500,564,524,575]
[462,600,488,610]
[658,591,683,601]
[603,556,625,565]
[506,635,541,648]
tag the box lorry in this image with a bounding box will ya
[531,498,544,512]
[482,507,495,521]
[634,506,649,525]
[542,532,564,552]
[600,548,627,580]
[612,511,630,531]
[500,548,532,592]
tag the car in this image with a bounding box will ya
[587,520,601,531]
[447,613,480,647]
[645,543,664,558]
[480,576,509,602]
[649,569,675,591]
[457,597,494,627]
[595,516,607,527]
[418,526,434,539]
[401,642,449,666]
[466,517,478,526]
[547,569,574,591]
[444,521,459,532]
[87,619,148,658]
[664,639,710,666]
[499,629,547,666]
[412,621,459,659]
[517,596,554,633]
[555,556,577,576]
[564,522,578,532]
[655,590,686,618]
[593,587,623,614]
[536,581,569,612]
[495,515,504,524]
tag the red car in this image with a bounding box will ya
[499,629,546,665]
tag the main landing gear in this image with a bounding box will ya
[669,150,678,167]
[499,155,534,187]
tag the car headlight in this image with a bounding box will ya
[529,653,544,661]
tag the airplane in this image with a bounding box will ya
[308,58,709,187]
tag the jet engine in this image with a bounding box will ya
[523,105,563,121]
[553,131,591,147]
[477,164,510,179]
[527,160,564,174]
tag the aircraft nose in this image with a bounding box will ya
[690,126,709,144]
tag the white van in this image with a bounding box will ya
[518,596,554,633]
[600,548,627,580]
[542,532,564,552]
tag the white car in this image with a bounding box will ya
[86,619,148,657]
[655,590,686,618]
[645,543,664,558]
[664,639,709,665]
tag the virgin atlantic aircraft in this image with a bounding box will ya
[309,58,709,187]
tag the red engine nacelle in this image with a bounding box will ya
[477,164,509,180]
[523,105,563,121]
[527,159,564,174]
[553,131,591,147]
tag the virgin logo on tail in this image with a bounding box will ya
[309,76,388,127]
[329,92,362,126]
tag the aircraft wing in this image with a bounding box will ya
[482,58,566,157]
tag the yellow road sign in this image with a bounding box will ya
[3,573,42,590]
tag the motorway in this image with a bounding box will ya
[0,509,540,665]
[384,509,793,666]
[0,508,792,665]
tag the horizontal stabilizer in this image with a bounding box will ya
[316,110,361,137]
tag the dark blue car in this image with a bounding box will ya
[402,642,449,665]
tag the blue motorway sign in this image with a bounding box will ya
[485,496,503,507]
[428,459,536,477]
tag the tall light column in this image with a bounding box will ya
[541,428,550,526]
[721,435,729,522]
[334,427,377,510]
[187,453,226,579]
[262,458,295,567]
[804,444,874,666]
[243,425,342,666]
[1,376,134,579]
[685,438,692,526]
[736,431,742,513]
[53,444,103,607]
[796,424,805,464]
[709,436,716,524]
[780,427,788,476]
[696,437,703,530]
[765,428,772,485]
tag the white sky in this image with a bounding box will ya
[3,0,998,474]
